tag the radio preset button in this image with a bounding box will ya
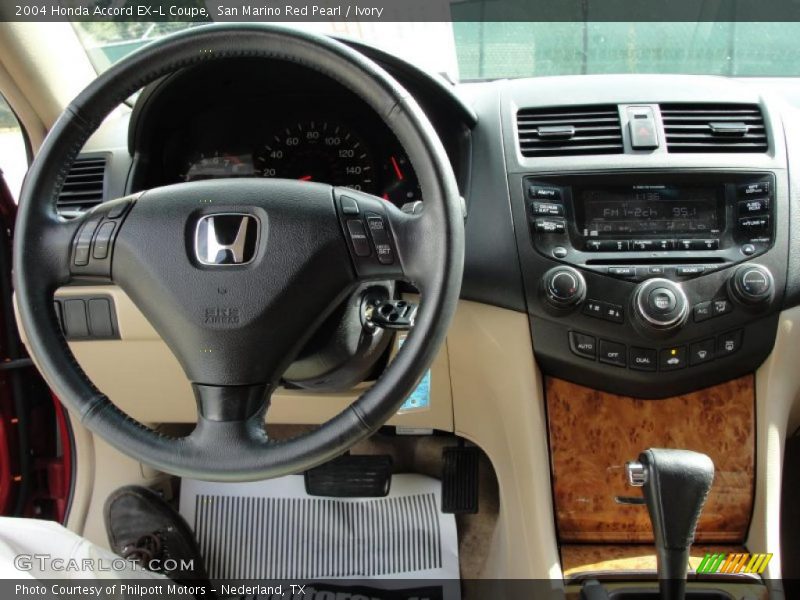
[585,240,630,251]
[603,240,630,251]
[685,239,719,251]
[656,240,675,251]
[529,185,561,200]
[629,347,657,371]
[632,240,656,251]
[599,339,627,367]
[534,218,566,234]
[531,202,564,216]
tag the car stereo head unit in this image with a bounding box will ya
[526,172,774,282]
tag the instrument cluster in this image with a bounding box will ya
[162,111,422,208]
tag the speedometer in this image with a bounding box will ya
[255,120,375,193]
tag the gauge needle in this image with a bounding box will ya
[390,156,404,181]
[298,175,313,181]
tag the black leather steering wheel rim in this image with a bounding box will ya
[13,24,464,481]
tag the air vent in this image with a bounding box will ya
[57,155,108,215]
[661,104,768,153]
[516,105,623,157]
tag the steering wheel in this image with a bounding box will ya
[13,25,464,481]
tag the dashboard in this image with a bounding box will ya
[44,34,800,587]
[62,41,800,400]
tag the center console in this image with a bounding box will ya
[515,170,785,397]
[501,78,789,398]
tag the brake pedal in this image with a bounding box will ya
[305,454,393,497]
[441,445,480,514]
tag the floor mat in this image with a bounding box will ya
[179,473,459,581]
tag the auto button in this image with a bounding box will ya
[569,332,597,359]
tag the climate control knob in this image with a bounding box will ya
[542,266,586,309]
[633,278,689,331]
[729,264,773,305]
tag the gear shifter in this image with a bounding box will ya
[626,449,715,600]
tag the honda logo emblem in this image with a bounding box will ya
[195,214,259,265]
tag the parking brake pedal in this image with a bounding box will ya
[305,454,393,497]
[442,446,480,514]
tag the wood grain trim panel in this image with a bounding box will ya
[546,375,754,543]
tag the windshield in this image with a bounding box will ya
[72,21,800,81]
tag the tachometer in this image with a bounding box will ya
[255,120,375,193]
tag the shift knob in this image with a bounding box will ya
[627,449,715,600]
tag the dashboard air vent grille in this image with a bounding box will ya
[57,155,108,215]
[660,104,767,153]
[516,105,623,157]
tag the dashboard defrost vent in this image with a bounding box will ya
[516,105,623,157]
[660,104,767,153]
[56,155,108,215]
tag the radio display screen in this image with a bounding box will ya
[576,185,724,236]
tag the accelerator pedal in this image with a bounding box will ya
[441,445,480,514]
[305,454,393,497]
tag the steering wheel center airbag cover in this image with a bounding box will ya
[113,179,354,385]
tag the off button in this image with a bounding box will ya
[599,339,626,367]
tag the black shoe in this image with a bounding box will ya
[104,485,211,589]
